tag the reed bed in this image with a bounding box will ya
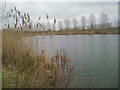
[2,29,73,88]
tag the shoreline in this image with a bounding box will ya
[23,29,119,37]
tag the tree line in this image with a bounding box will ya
[1,6,118,32]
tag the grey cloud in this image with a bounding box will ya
[6,2,118,23]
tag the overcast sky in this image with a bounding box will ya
[3,0,120,2]
[2,0,118,28]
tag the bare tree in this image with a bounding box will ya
[54,17,56,25]
[46,22,51,31]
[58,21,63,31]
[106,22,112,29]
[27,21,32,30]
[36,16,42,32]
[45,12,49,20]
[41,22,46,31]
[52,17,56,31]
[0,1,6,20]
[114,18,118,28]
[89,14,96,30]
[99,13,109,29]
[0,1,7,29]
[81,16,87,30]
[36,23,42,31]
[52,24,56,31]
[64,19,71,31]
[72,18,78,31]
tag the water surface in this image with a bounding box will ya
[27,35,118,88]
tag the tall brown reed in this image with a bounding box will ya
[2,29,73,88]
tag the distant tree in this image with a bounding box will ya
[118,20,120,29]
[0,1,6,20]
[27,21,32,30]
[45,12,49,20]
[58,21,63,31]
[52,17,56,31]
[99,13,109,29]
[81,16,87,30]
[64,19,71,31]
[36,16,42,32]
[54,17,56,25]
[89,14,96,30]
[106,22,113,29]
[40,22,46,31]
[114,18,118,28]
[52,24,56,31]
[0,1,7,29]
[46,22,51,31]
[72,18,78,31]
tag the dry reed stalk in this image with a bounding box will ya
[2,29,73,88]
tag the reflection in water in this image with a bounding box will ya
[24,36,73,88]
[50,50,73,88]
[24,35,118,88]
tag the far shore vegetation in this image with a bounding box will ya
[1,6,119,36]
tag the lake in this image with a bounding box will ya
[27,34,118,88]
